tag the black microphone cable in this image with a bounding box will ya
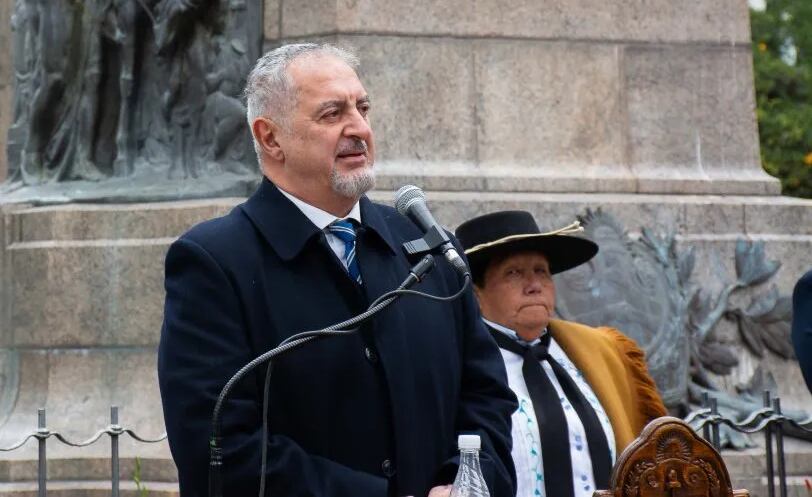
[208,254,471,497]
[256,267,472,497]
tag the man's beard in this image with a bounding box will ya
[330,164,376,198]
[330,138,375,198]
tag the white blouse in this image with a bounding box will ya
[483,319,616,497]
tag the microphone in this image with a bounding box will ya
[394,185,469,276]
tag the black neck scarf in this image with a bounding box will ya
[489,326,612,497]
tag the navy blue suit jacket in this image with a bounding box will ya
[792,269,812,392]
[158,178,517,497]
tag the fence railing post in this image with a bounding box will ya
[772,397,788,497]
[764,390,775,497]
[710,397,721,451]
[37,408,47,497]
[0,406,169,495]
[111,406,121,497]
[701,391,712,442]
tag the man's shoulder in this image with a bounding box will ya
[363,198,423,240]
[793,269,812,323]
[365,199,403,225]
[367,199,397,216]
[175,203,258,257]
[796,269,812,295]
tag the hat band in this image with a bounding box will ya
[464,221,584,255]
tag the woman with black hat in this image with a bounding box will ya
[455,210,667,497]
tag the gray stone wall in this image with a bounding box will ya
[1,1,810,490]
[261,0,778,195]
[1,193,810,448]
[0,0,12,182]
[0,200,241,457]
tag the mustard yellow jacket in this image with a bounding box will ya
[548,318,668,453]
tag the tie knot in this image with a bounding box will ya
[530,332,552,361]
[327,219,357,243]
[530,342,551,361]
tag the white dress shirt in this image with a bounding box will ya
[483,318,616,497]
[278,188,362,270]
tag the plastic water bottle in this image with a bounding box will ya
[450,434,490,497]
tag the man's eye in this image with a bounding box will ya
[323,110,339,119]
[358,104,370,115]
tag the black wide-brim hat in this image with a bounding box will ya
[455,210,598,280]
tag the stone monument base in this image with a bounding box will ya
[0,191,810,495]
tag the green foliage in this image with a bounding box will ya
[134,456,149,497]
[751,0,812,198]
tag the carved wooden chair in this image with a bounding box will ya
[594,417,749,497]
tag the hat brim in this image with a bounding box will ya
[465,233,598,279]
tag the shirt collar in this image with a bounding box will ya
[482,317,545,346]
[240,178,397,262]
[278,187,362,230]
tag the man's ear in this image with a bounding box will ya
[252,117,285,162]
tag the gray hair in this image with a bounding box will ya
[245,43,360,162]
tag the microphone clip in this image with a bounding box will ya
[402,225,451,258]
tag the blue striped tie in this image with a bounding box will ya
[327,220,362,284]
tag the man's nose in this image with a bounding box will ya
[344,108,372,141]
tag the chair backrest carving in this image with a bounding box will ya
[594,417,748,497]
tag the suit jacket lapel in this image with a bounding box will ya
[240,178,323,261]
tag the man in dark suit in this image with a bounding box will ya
[792,269,812,392]
[157,43,516,497]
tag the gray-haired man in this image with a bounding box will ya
[158,44,517,497]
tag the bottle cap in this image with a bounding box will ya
[458,434,481,450]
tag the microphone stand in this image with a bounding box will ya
[208,254,438,497]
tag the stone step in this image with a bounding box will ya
[0,462,808,497]
[4,192,812,243]
[723,441,812,477]
[0,457,178,497]
[392,191,812,237]
[3,199,241,243]
[0,477,807,497]
[728,476,812,497]
[0,480,178,497]
[1,448,809,481]
[0,457,176,483]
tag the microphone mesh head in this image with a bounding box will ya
[394,185,426,215]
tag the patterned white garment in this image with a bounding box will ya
[483,319,616,497]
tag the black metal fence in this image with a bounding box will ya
[2,394,812,497]
[686,391,812,497]
[0,406,167,497]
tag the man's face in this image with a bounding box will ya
[277,54,376,201]
[475,251,556,341]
